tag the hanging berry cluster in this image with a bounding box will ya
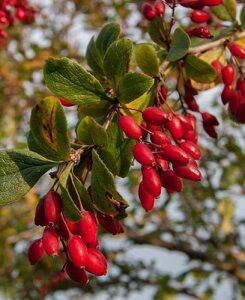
[0,0,36,47]
[118,104,202,211]
[28,190,124,285]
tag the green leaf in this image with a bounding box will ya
[96,22,121,57]
[91,150,117,213]
[103,38,133,90]
[86,37,104,76]
[241,6,245,28]
[211,0,237,21]
[118,72,154,103]
[134,43,160,76]
[0,150,58,205]
[185,55,217,83]
[76,116,108,146]
[30,96,70,161]
[103,118,135,177]
[167,28,190,62]
[78,101,112,118]
[148,18,167,47]
[59,163,81,221]
[44,57,108,105]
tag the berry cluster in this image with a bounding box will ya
[211,43,245,124]
[0,0,36,47]
[27,190,121,285]
[119,106,202,212]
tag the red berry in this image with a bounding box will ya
[154,0,165,16]
[203,123,218,139]
[235,102,245,123]
[222,65,234,85]
[85,248,107,276]
[161,169,183,192]
[76,211,98,248]
[173,163,201,181]
[160,85,168,101]
[221,85,233,105]
[179,141,201,160]
[142,2,157,20]
[238,80,245,97]
[229,42,245,59]
[201,0,223,5]
[211,59,223,76]
[201,112,219,126]
[138,181,155,211]
[67,235,88,268]
[178,115,194,131]
[150,131,170,145]
[97,212,124,235]
[142,167,162,197]
[133,143,155,166]
[59,97,74,107]
[44,190,62,224]
[184,93,200,112]
[15,7,26,22]
[147,123,162,132]
[28,239,45,265]
[165,116,183,140]
[160,144,190,165]
[187,26,213,39]
[179,0,203,8]
[228,91,242,115]
[155,157,169,171]
[183,130,198,143]
[190,10,210,23]
[142,107,168,125]
[65,262,89,284]
[118,115,142,139]
[42,228,60,256]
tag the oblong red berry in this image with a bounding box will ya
[211,59,223,76]
[221,85,233,105]
[67,235,88,268]
[42,228,60,256]
[160,144,189,165]
[184,93,200,112]
[222,65,234,85]
[201,0,223,6]
[44,190,62,224]
[237,79,245,97]
[34,198,47,227]
[28,239,45,265]
[76,211,98,248]
[235,102,245,124]
[142,107,168,125]
[179,0,204,8]
[85,248,107,276]
[177,115,194,131]
[228,91,242,115]
[154,0,165,16]
[97,212,124,235]
[133,143,155,166]
[161,169,183,192]
[173,163,201,181]
[179,141,201,160]
[142,2,157,20]
[65,262,89,284]
[142,167,162,197]
[155,157,168,171]
[60,97,74,107]
[228,42,245,59]
[138,181,155,212]
[150,131,170,145]
[203,123,218,139]
[190,10,210,23]
[166,116,183,140]
[118,115,142,139]
[201,112,219,126]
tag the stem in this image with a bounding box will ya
[60,213,72,238]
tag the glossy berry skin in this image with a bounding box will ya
[85,248,107,276]
[142,2,156,20]
[119,115,142,139]
[150,131,170,145]
[97,213,124,235]
[238,80,245,97]
[34,198,47,227]
[154,0,165,16]
[28,239,45,265]
[44,190,62,224]
[59,97,74,107]
[190,10,210,23]
[142,167,162,197]
[179,141,201,160]
[184,93,200,112]
[222,65,234,85]
[155,157,168,171]
[161,144,189,165]
[76,211,98,248]
[142,107,168,125]
[228,43,245,59]
[201,112,219,126]
[188,26,213,39]
[228,91,242,115]
[65,262,89,284]
[179,0,204,8]
[221,85,233,105]
[183,130,198,143]
[178,115,194,131]
[203,123,218,139]
[173,163,201,181]
[165,116,183,140]
[42,228,60,256]
[138,181,155,212]
[133,143,155,166]
[161,170,183,192]
[211,60,223,76]
[67,235,88,268]
[201,0,223,5]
